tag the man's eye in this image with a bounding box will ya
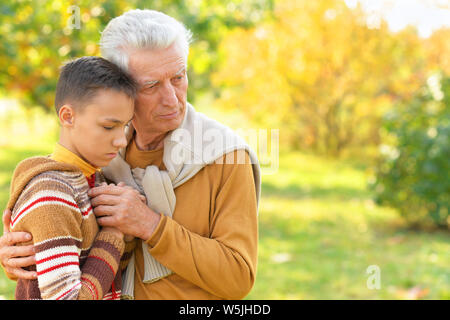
[171,76,183,85]
[103,126,114,130]
[142,84,157,91]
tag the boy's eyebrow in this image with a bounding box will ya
[141,67,186,87]
[103,116,134,124]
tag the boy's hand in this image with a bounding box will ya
[101,226,124,239]
[123,234,135,242]
[0,209,37,280]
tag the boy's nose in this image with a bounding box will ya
[113,132,128,149]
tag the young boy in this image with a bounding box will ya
[6,56,137,300]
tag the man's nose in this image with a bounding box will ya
[160,82,178,107]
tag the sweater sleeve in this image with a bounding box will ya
[11,175,124,300]
[144,151,258,299]
[120,238,137,273]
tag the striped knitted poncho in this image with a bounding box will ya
[7,156,129,300]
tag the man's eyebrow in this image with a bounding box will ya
[174,67,186,76]
[142,79,159,87]
[141,67,186,87]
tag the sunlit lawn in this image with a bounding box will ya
[247,152,449,299]
[0,105,449,300]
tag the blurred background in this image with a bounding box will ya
[0,0,449,299]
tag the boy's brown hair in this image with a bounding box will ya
[54,56,137,114]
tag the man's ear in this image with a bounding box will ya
[58,105,75,127]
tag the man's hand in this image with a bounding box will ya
[89,183,161,241]
[0,209,37,280]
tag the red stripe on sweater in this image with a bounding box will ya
[11,196,79,227]
[86,175,96,189]
[81,276,99,300]
[90,255,115,274]
[82,206,93,217]
[110,281,117,300]
[11,196,93,228]
[37,261,79,276]
[89,256,118,299]
[55,281,81,300]
[103,290,121,300]
[35,252,79,265]
[89,255,117,299]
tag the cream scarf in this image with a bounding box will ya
[102,103,261,299]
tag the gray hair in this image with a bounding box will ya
[100,9,193,71]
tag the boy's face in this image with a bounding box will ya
[62,89,134,168]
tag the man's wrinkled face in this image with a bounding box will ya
[127,43,188,138]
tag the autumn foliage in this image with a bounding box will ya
[213,0,449,157]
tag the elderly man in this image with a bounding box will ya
[0,9,260,300]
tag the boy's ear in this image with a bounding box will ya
[58,105,75,127]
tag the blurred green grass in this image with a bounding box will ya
[0,104,449,300]
[246,152,449,299]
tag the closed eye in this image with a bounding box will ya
[141,80,159,91]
